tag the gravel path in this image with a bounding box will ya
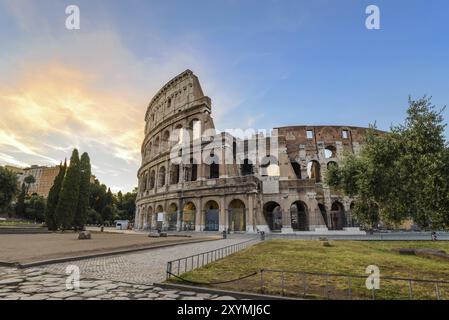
[38,238,251,284]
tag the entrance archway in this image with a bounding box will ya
[204,200,219,231]
[263,201,282,231]
[290,201,308,231]
[330,201,346,230]
[167,203,178,231]
[182,202,196,231]
[156,205,164,231]
[146,206,153,230]
[229,199,246,232]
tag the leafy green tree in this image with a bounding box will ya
[74,153,91,230]
[101,205,114,224]
[15,183,26,217]
[0,166,19,213]
[25,195,46,222]
[23,175,36,194]
[55,149,81,230]
[45,161,66,230]
[326,97,449,229]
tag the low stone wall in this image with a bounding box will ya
[0,227,50,235]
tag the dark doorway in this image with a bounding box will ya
[204,201,219,231]
[290,201,308,231]
[263,202,282,231]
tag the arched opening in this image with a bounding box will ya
[291,161,301,179]
[174,124,184,145]
[146,206,153,230]
[307,160,321,182]
[324,146,336,159]
[139,207,145,230]
[167,203,178,231]
[241,159,253,176]
[155,205,164,231]
[143,172,148,191]
[327,161,338,170]
[149,170,155,189]
[204,200,219,231]
[190,119,201,140]
[158,166,166,187]
[263,201,282,231]
[318,203,328,228]
[229,199,246,232]
[154,137,160,154]
[260,156,279,177]
[206,152,220,179]
[290,201,308,231]
[182,202,196,231]
[170,164,180,184]
[162,130,170,151]
[184,158,197,182]
[330,201,346,230]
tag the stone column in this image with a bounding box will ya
[247,194,255,233]
[219,196,226,232]
[281,195,293,233]
[195,198,202,231]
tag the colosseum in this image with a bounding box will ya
[135,69,367,234]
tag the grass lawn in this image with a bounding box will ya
[170,239,449,299]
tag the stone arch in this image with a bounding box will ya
[167,203,178,231]
[260,155,280,177]
[190,118,201,140]
[182,201,196,231]
[229,199,246,232]
[330,201,346,230]
[174,124,184,145]
[307,160,321,182]
[158,166,166,187]
[169,163,180,184]
[263,201,282,231]
[204,200,219,231]
[324,145,336,159]
[149,170,155,189]
[154,136,160,154]
[162,130,170,151]
[205,151,220,179]
[327,161,338,170]
[143,171,148,191]
[290,201,308,231]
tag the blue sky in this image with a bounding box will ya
[0,0,448,192]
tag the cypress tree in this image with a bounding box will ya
[56,149,81,230]
[15,183,26,217]
[45,160,66,231]
[74,153,91,230]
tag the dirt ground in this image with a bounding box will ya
[0,232,218,264]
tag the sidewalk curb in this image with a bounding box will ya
[2,237,220,269]
[155,282,301,300]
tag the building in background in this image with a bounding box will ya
[18,165,60,198]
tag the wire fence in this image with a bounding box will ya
[166,238,259,280]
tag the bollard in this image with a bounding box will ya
[222,230,227,239]
[260,231,265,241]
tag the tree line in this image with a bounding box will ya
[326,97,449,230]
[0,149,137,230]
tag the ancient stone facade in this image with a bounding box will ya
[135,70,370,233]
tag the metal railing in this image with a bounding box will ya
[166,238,258,280]
[258,269,449,300]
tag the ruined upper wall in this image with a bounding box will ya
[144,69,211,129]
[276,125,381,160]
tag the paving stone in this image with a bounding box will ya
[81,289,107,298]
[0,278,24,285]
[49,291,78,298]
[97,294,116,299]
[21,295,50,300]
[179,291,197,296]
[162,294,180,299]
[145,292,159,298]
[112,297,130,300]
[95,284,119,290]
[181,296,204,300]
[159,290,178,295]
[196,293,213,298]
[212,296,237,300]
[65,296,84,300]
[80,282,98,288]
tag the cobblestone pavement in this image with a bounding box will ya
[38,238,250,284]
[0,267,237,300]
